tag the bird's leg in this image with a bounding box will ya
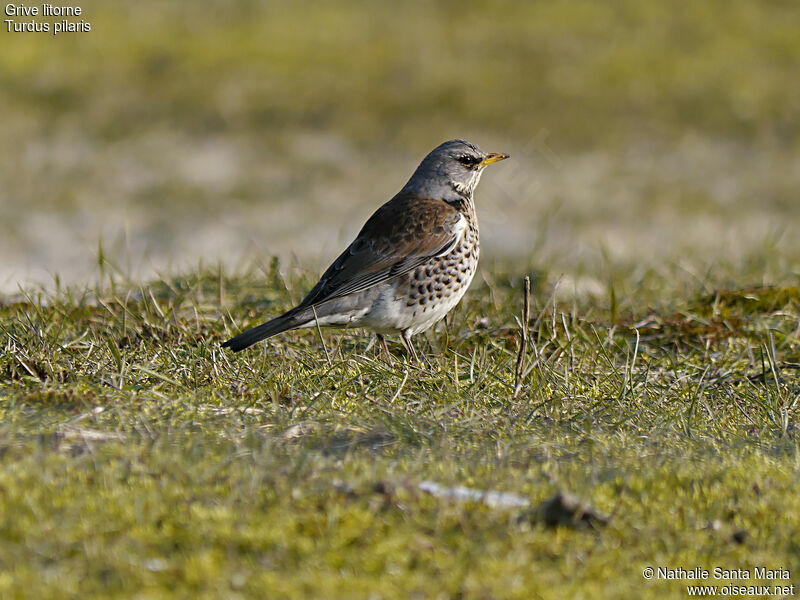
[376,333,394,367]
[400,330,420,364]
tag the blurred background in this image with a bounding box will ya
[1,0,799,293]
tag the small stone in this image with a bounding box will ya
[519,492,610,529]
[731,530,747,544]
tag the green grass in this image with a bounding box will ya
[2,259,800,598]
[2,0,799,150]
[3,0,800,296]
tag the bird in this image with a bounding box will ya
[222,139,509,360]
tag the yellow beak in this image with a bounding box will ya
[478,152,510,168]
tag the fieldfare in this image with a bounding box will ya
[222,139,509,360]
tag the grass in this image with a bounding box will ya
[2,257,800,598]
[3,0,800,295]
[3,0,799,150]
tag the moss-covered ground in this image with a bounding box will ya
[2,259,799,598]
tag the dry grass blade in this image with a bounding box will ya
[513,276,531,399]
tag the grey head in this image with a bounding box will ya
[400,139,509,202]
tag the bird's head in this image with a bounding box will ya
[401,139,509,201]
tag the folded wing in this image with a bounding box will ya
[297,194,466,308]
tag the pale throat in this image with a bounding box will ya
[450,168,484,198]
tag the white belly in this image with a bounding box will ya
[356,254,477,335]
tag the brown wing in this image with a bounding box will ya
[296,194,466,308]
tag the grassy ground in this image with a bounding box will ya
[2,256,800,598]
[2,0,800,290]
[4,0,799,148]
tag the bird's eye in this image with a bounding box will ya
[457,154,479,167]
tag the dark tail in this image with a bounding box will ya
[222,307,310,352]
